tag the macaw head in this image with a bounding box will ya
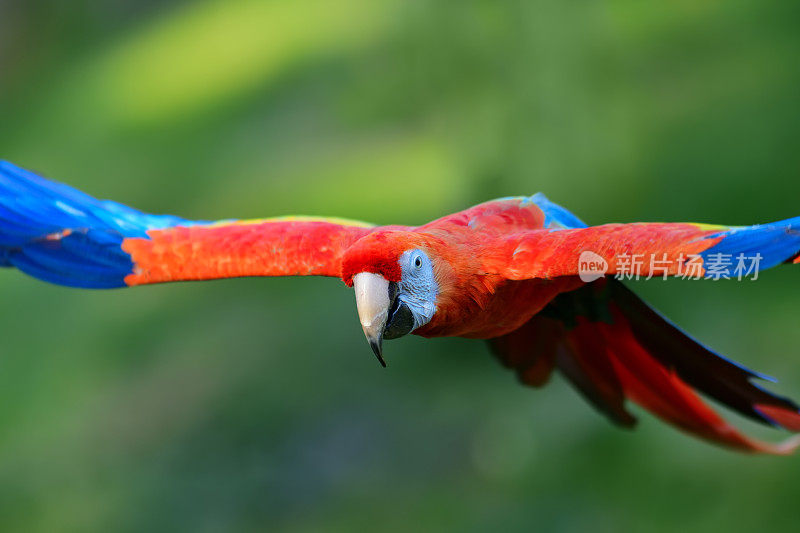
[341,231,440,366]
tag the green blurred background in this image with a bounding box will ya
[1,1,799,531]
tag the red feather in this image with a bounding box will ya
[122,219,373,285]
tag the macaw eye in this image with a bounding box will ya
[414,256,422,268]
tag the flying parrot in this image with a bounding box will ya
[2,161,800,454]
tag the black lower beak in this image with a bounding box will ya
[361,283,415,368]
[369,338,387,367]
[384,298,415,340]
[366,298,413,368]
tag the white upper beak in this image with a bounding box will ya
[352,272,390,366]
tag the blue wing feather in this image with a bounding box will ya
[702,219,800,271]
[0,161,199,288]
[528,193,588,230]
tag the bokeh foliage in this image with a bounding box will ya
[1,1,799,531]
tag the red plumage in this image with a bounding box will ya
[115,196,800,453]
[3,157,799,455]
[122,219,373,285]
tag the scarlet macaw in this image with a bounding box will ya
[2,161,800,454]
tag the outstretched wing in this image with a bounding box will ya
[486,195,800,454]
[493,209,800,280]
[0,161,374,288]
[122,217,374,286]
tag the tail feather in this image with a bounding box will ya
[599,318,800,454]
[489,315,560,387]
[491,279,800,454]
[607,281,800,426]
[558,321,636,427]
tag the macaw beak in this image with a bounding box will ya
[353,272,390,367]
